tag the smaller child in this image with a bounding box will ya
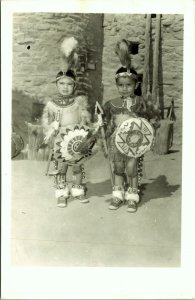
[42,38,92,208]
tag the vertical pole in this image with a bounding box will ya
[152,14,161,106]
[142,14,151,101]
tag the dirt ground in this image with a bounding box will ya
[11,146,181,267]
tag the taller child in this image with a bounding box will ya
[103,39,146,213]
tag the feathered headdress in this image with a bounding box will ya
[57,37,79,81]
[115,39,137,80]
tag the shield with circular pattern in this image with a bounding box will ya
[54,124,92,164]
[115,118,154,158]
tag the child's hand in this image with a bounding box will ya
[103,151,108,159]
[94,114,104,127]
[150,118,160,129]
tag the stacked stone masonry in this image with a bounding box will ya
[12,13,104,144]
[12,13,183,145]
[13,13,103,107]
[102,14,183,144]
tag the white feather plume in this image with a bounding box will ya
[60,37,79,70]
[60,37,78,57]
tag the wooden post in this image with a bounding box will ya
[152,14,161,106]
[151,15,175,155]
[153,119,174,154]
[142,14,151,101]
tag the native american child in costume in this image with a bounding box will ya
[42,37,95,208]
[103,39,154,213]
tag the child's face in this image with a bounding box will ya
[116,76,136,98]
[56,77,75,96]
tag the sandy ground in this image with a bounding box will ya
[11,147,181,267]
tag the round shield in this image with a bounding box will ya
[54,124,92,164]
[115,118,154,158]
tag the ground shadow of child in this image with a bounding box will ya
[86,175,180,206]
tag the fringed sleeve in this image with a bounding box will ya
[76,95,92,126]
[41,103,50,133]
[41,101,57,146]
[103,101,111,124]
[41,102,57,129]
[103,101,114,138]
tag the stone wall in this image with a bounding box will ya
[12,13,103,144]
[12,13,183,147]
[12,13,103,104]
[102,14,183,144]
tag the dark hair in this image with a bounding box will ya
[115,67,138,77]
[56,69,76,81]
[115,67,138,84]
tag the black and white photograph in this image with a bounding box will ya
[1,0,195,299]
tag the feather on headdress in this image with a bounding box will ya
[115,39,137,80]
[59,37,79,73]
[115,39,131,70]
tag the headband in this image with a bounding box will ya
[115,71,138,80]
[56,71,76,83]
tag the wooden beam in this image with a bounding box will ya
[152,14,161,106]
[142,14,151,100]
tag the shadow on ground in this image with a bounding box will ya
[167,149,180,154]
[139,175,180,207]
[86,175,180,206]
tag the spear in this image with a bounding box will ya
[95,101,114,187]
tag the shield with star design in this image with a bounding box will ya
[115,118,155,158]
